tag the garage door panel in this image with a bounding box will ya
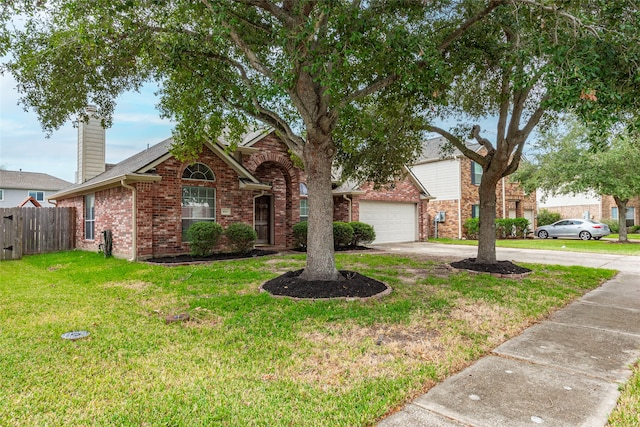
[359,201,417,244]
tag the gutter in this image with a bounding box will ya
[342,195,353,222]
[49,173,161,200]
[120,180,137,261]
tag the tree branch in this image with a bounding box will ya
[426,125,486,164]
[471,125,496,156]
[337,74,399,110]
[223,94,305,155]
[438,0,506,52]
[229,0,295,27]
[511,0,601,37]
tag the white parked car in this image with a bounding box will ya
[535,219,611,240]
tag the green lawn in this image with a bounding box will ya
[432,237,640,256]
[0,251,618,426]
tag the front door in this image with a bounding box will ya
[255,195,271,244]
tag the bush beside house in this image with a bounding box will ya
[187,222,224,256]
[463,218,531,240]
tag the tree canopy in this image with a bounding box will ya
[515,118,640,242]
[415,0,640,262]
[1,0,499,279]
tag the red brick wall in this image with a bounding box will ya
[601,195,640,226]
[244,134,301,247]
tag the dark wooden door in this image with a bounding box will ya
[255,195,271,244]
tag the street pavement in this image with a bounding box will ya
[373,242,640,427]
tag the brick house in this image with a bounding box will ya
[50,109,430,260]
[408,136,537,239]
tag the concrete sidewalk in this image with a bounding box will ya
[373,245,640,426]
[378,272,640,427]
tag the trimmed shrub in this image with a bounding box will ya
[293,221,308,248]
[512,218,530,238]
[187,221,223,256]
[463,218,479,239]
[629,225,640,234]
[602,219,619,233]
[495,218,511,239]
[537,209,561,227]
[333,221,354,248]
[225,223,257,254]
[465,217,529,240]
[350,221,376,246]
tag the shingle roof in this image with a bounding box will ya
[416,136,482,162]
[0,170,72,190]
[50,133,271,200]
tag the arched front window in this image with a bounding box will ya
[181,163,216,241]
[299,183,308,221]
[183,163,215,181]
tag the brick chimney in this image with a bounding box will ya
[76,106,106,183]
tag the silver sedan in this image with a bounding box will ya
[535,219,611,240]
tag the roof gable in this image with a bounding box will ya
[50,134,272,200]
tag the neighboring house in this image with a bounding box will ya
[408,136,537,239]
[0,170,72,207]
[51,109,431,260]
[540,192,639,227]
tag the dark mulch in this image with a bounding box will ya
[261,269,390,299]
[146,249,278,264]
[450,258,532,275]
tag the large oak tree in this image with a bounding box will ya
[1,0,502,280]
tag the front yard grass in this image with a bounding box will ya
[0,251,616,426]
[432,237,640,256]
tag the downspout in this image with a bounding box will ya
[342,195,352,222]
[502,177,506,218]
[457,158,463,239]
[121,180,137,261]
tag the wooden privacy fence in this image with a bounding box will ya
[1,207,75,260]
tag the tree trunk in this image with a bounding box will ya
[298,134,343,282]
[614,196,629,243]
[476,172,500,264]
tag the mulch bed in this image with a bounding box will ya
[450,258,532,275]
[146,249,278,264]
[261,269,390,299]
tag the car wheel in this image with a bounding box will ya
[538,230,549,239]
[579,231,592,240]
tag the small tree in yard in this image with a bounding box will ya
[350,222,375,247]
[515,119,640,243]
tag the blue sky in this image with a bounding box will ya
[0,73,175,183]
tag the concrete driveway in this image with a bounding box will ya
[373,242,640,274]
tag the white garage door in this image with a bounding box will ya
[359,201,417,244]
